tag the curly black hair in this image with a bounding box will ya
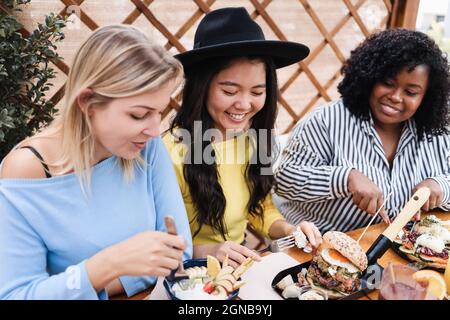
[338,28,450,140]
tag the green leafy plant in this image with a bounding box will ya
[0,0,66,160]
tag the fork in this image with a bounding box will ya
[257,230,311,253]
[164,216,188,281]
[256,232,303,254]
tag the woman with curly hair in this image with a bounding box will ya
[275,28,450,233]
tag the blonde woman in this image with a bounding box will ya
[0,25,192,300]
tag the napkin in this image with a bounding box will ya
[146,277,170,300]
[239,252,300,300]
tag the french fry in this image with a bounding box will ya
[232,257,254,279]
[216,266,233,279]
[223,254,229,268]
[233,280,246,290]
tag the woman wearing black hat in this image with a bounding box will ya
[163,7,322,267]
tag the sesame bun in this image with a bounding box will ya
[323,231,368,272]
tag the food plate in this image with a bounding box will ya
[391,221,419,264]
[391,221,447,272]
[163,258,240,300]
[271,261,383,300]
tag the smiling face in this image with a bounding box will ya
[369,65,429,128]
[206,57,267,137]
[88,79,176,160]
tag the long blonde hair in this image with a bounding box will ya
[30,24,183,188]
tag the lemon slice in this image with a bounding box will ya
[207,255,221,278]
[412,269,447,300]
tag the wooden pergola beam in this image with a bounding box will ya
[389,0,420,29]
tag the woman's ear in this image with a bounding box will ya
[76,88,94,115]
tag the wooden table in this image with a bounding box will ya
[113,211,449,300]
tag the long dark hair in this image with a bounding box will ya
[170,56,278,240]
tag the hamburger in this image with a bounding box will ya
[306,231,368,299]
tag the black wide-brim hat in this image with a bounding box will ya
[175,7,309,74]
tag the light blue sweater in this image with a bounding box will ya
[0,137,192,300]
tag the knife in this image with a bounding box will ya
[365,187,431,266]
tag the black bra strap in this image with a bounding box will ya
[20,146,52,178]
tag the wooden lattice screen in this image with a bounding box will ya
[5,0,401,134]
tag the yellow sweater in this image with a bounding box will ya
[162,130,285,245]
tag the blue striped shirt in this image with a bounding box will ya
[274,100,450,232]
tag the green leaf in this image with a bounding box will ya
[0,121,15,129]
[0,108,8,119]
[24,108,33,118]
[42,48,56,58]
[0,1,66,159]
